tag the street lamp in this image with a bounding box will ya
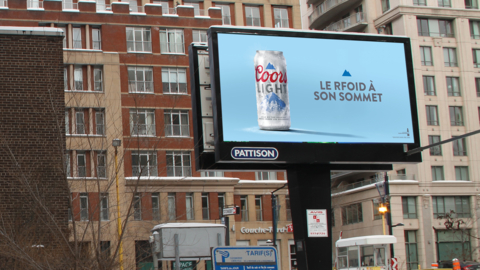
[378,204,388,235]
[391,223,405,228]
[112,139,124,270]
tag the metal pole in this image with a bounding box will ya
[385,173,395,258]
[175,234,180,270]
[115,146,125,270]
[272,194,277,249]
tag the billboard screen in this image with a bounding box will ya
[208,27,421,164]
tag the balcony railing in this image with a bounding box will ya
[63,2,78,10]
[27,0,43,8]
[324,12,366,32]
[130,5,144,12]
[308,0,349,26]
[97,4,111,11]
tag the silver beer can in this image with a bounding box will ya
[254,50,291,130]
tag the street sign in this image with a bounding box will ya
[391,258,398,270]
[212,246,278,270]
[223,207,240,216]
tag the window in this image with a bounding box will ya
[92,28,101,50]
[423,76,436,95]
[405,231,419,270]
[95,110,105,135]
[133,194,141,220]
[290,244,298,269]
[245,6,261,26]
[429,135,442,155]
[186,193,194,220]
[286,195,292,221]
[256,171,277,180]
[80,193,89,221]
[64,67,68,90]
[402,197,417,219]
[126,27,152,52]
[453,137,467,156]
[128,67,153,93]
[432,166,445,181]
[100,241,110,259]
[273,7,289,28]
[74,66,84,90]
[135,241,153,270]
[438,0,451,7]
[397,168,406,175]
[100,193,109,221]
[60,26,67,48]
[27,0,40,8]
[414,0,426,5]
[65,152,71,178]
[132,152,158,177]
[446,77,461,96]
[449,106,464,126]
[444,48,458,67]
[255,195,262,221]
[168,193,176,220]
[201,171,224,177]
[473,49,480,68]
[73,27,82,49]
[130,109,155,136]
[65,109,70,134]
[417,19,453,37]
[240,195,248,221]
[433,196,470,218]
[436,230,471,262]
[192,30,207,43]
[455,166,469,180]
[94,67,103,91]
[160,29,185,54]
[96,0,106,11]
[216,4,231,25]
[373,200,382,220]
[426,105,439,125]
[164,110,189,137]
[202,193,209,220]
[470,21,480,39]
[152,193,160,220]
[77,152,86,177]
[341,203,363,225]
[466,0,478,9]
[381,0,390,12]
[420,46,433,66]
[476,78,480,97]
[218,193,225,217]
[166,151,191,177]
[128,0,138,12]
[97,152,106,178]
[162,68,187,94]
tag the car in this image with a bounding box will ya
[438,260,480,270]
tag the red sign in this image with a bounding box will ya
[287,224,294,233]
[391,258,398,270]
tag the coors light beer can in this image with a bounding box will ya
[254,50,291,130]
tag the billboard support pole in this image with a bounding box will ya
[287,165,332,270]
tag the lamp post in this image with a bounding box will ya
[378,204,388,235]
[112,139,124,270]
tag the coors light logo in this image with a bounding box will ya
[254,50,291,130]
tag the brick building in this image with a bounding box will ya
[0,27,68,267]
[0,1,301,269]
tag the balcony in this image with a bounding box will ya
[63,2,78,10]
[308,0,362,30]
[324,12,367,32]
[27,0,43,9]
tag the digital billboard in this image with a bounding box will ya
[208,26,421,164]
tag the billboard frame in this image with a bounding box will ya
[208,26,421,165]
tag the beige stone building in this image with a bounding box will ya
[303,0,480,269]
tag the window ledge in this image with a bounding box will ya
[129,135,157,137]
[126,176,238,181]
[130,12,147,15]
[432,180,471,183]
[161,52,186,55]
[126,51,153,54]
[62,9,80,12]
[27,8,44,11]
[68,177,108,180]
[165,136,190,138]
[0,7,8,9]
[65,90,104,93]
[66,134,106,137]
[162,14,179,17]
[64,48,102,52]
[128,92,155,94]
[194,15,211,19]
[96,10,113,14]
[163,93,189,95]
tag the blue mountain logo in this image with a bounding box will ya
[261,92,287,113]
[342,70,352,76]
[218,250,230,263]
[266,63,275,70]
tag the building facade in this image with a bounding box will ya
[305,0,480,269]
[0,0,301,269]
